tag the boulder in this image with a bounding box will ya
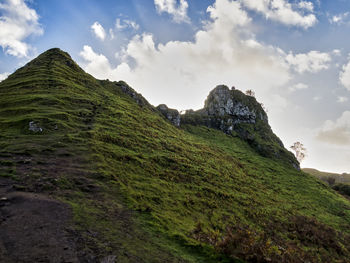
[29,121,43,132]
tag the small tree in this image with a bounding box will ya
[245,89,255,97]
[326,177,336,186]
[290,142,307,163]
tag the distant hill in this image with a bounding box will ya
[303,168,350,184]
[1,48,350,263]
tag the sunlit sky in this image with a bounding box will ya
[1,0,350,173]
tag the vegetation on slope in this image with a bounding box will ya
[303,168,350,185]
[181,85,298,168]
[1,48,350,262]
[304,168,350,199]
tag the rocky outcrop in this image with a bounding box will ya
[119,81,150,107]
[182,85,268,134]
[181,85,299,168]
[201,85,268,134]
[157,104,181,127]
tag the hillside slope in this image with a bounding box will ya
[1,48,350,263]
[304,168,350,184]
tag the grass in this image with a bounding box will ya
[304,168,350,184]
[1,48,350,262]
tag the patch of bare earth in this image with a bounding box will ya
[0,178,80,263]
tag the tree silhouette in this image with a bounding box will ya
[245,89,255,97]
[290,142,307,163]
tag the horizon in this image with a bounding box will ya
[0,0,350,173]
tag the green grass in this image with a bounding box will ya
[1,48,350,262]
[304,168,350,184]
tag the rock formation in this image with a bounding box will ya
[181,85,299,168]
[200,85,267,133]
[156,104,181,127]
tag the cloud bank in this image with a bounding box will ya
[0,0,43,57]
[286,51,332,74]
[154,0,190,23]
[340,56,350,91]
[239,0,317,29]
[80,0,291,110]
[317,111,350,146]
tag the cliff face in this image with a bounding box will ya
[201,85,267,132]
[181,85,298,168]
[204,85,267,123]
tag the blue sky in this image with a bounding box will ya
[1,0,350,173]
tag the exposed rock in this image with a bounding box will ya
[182,85,268,134]
[205,85,267,122]
[119,81,150,107]
[29,121,43,132]
[181,85,299,169]
[157,104,181,127]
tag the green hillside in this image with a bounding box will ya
[1,48,350,263]
[303,168,350,199]
[303,168,350,184]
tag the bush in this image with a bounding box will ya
[333,183,350,197]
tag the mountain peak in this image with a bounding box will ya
[42,47,66,55]
[4,48,85,83]
[27,48,81,71]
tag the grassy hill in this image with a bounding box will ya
[303,168,350,200]
[303,168,350,184]
[1,48,350,263]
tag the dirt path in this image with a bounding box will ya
[0,178,80,263]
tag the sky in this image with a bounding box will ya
[0,0,350,173]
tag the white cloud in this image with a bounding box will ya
[0,72,9,81]
[337,96,348,103]
[91,22,106,41]
[333,49,341,56]
[0,0,43,57]
[240,0,317,29]
[79,45,131,80]
[116,18,139,30]
[317,111,350,145]
[289,82,309,92]
[286,51,332,74]
[329,12,349,25]
[298,1,314,12]
[109,28,115,40]
[154,0,190,23]
[340,57,350,91]
[80,0,291,110]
